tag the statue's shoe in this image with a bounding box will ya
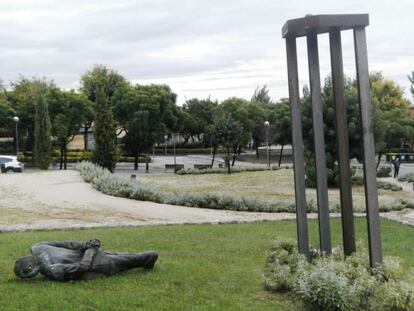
[143,252,158,269]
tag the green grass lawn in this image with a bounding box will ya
[141,170,413,211]
[0,219,413,311]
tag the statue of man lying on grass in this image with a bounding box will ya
[14,239,158,282]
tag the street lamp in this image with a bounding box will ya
[264,121,270,168]
[13,116,19,157]
[164,135,168,156]
[173,133,177,172]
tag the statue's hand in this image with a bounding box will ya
[85,238,101,249]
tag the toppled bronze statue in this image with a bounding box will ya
[14,239,158,281]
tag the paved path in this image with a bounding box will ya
[0,170,301,232]
[1,169,414,232]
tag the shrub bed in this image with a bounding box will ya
[264,238,414,311]
[77,162,414,214]
[377,166,391,178]
[176,166,284,175]
[399,173,414,183]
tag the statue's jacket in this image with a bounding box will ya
[31,241,121,281]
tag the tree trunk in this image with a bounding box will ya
[231,146,240,167]
[63,146,67,170]
[134,153,139,171]
[83,124,90,151]
[182,135,190,146]
[278,144,285,167]
[60,146,64,170]
[211,145,217,167]
[146,155,149,173]
[255,139,259,159]
[376,153,382,170]
[226,147,231,174]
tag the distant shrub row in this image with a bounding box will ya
[18,150,150,163]
[77,162,413,214]
[176,166,287,175]
[154,147,225,155]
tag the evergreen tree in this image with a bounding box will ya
[34,94,51,169]
[92,89,119,172]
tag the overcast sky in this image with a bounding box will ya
[1,0,413,104]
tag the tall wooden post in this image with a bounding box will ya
[282,14,382,267]
[354,26,382,266]
[286,35,310,258]
[329,29,356,256]
[307,32,332,254]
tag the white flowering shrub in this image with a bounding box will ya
[264,238,414,311]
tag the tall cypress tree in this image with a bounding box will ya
[92,88,119,172]
[34,94,51,169]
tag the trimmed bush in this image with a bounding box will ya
[377,166,391,178]
[264,238,414,311]
[399,173,414,183]
[352,173,402,191]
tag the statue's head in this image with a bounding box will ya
[14,256,40,279]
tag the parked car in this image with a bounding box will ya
[0,155,24,173]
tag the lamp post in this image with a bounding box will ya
[13,116,19,157]
[173,133,177,172]
[164,135,168,156]
[264,121,270,168]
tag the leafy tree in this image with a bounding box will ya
[246,101,266,158]
[302,75,367,187]
[112,84,178,170]
[211,112,243,174]
[270,99,292,167]
[92,89,119,172]
[302,73,413,187]
[7,76,54,152]
[0,98,15,134]
[370,72,410,111]
[80,65,126,149]
[176,110,199,145]
[220,97,252,165]
[181,98,218,146]
[34,94,51,169]
[251,85,273,108]
[407,71,414,101]
[47,89,93,169]
[80,65,127,103]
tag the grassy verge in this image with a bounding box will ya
[0,219,413,310]
[142,169,414,212]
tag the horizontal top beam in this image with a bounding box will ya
[282,14,369,38]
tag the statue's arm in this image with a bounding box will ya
[31,239,100,253]
[39,248,99,282]
[32,240,88,251]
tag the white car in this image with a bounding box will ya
[0,155,24,173]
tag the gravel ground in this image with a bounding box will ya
[0,170,304,232]
[1,169,414,232]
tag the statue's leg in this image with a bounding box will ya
[106,251,158,272]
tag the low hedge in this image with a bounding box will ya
[154,147,226,155]
[77,162,414,214]
[19,150,151,163]
[399,173,414,183]
[176,166,286,175]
